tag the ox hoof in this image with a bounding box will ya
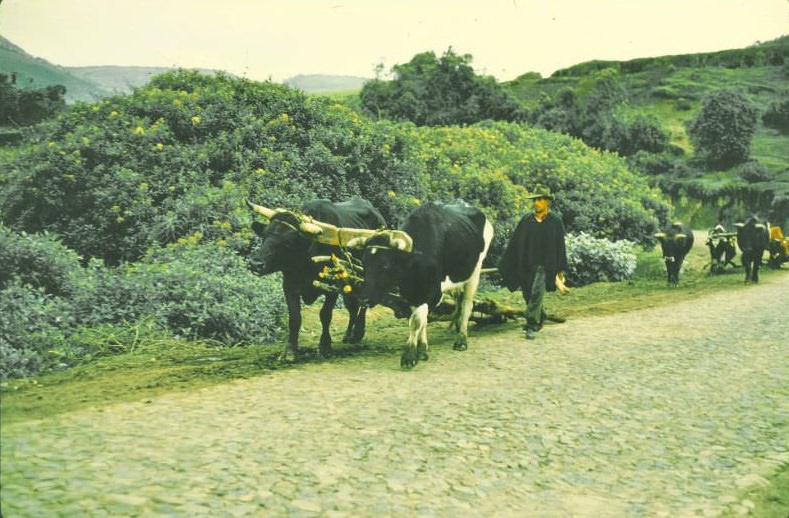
[400,350,419,369]
[417,344,429,361]
[319,343,333,358]
[453,336,468,351]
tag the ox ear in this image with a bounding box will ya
[654,232,666,240]
[675,233,687,240]
[344,236,369,249]
[298,220,324,236]
[734,223,745,228]
[388,230,414,252]
[251,220,267,237]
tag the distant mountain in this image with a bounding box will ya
[65,66,176,95]
[0,36,223,103]
[284,74,369,93]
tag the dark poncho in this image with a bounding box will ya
[498,211,567,292]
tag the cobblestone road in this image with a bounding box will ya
[2,274,788,517]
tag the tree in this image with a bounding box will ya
[686,89,759,168]
[359,48,526,126]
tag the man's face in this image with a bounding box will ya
[533,197,550,213]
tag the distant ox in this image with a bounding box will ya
[655,222,695,286]
[248,198,386,360]
[735,216,769,284]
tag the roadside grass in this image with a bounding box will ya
[2,237,787,514]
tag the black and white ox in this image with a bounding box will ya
[248,198,386,360]
[705,224,737,273]
[343,201,493,369]
[735,216,769,284]
[655,222,694,286]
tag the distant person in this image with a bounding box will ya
[499,184,568,340]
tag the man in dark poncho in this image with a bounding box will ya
[498,184,568,340]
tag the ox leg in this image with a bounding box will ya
[402,305,428,369]
[282,280,301,362]
[743,253,753,284]
[752,251,762,283]
[318,292,338,357]
[453,273,480,351]
[342,295,366,344]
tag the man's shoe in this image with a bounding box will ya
[525,328,536,340]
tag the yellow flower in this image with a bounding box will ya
[156,143,164,150]
[133,126,145,135]
[343,285,353,294]
[191,115,201,125]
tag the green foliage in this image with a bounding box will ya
[359,48,527,126]
[399,121,668,264]
[531,69,669,157]
[0,73,67,126]
[0,70,424,263]
[762,96,789,132]
[565,233,637,287]
[70,242,286,345]
[0,225,83,297]
[0,282,74,380]
[738,161,775,183]
[687,89,759,168]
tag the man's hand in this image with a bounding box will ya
[555,272,570,295]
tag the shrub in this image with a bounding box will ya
[0,282,74,380]
[0,226,83,297]
[762,97,789,132]
[686,89,759,167]
[738,161,775,183]
[71,242,287,345]
[565,233,637,287]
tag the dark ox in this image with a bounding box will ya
[354,201,493,369]
[735,216,769,284]
[655,222,694,286]
[249,198,385,360]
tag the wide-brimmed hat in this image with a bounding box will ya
[526,184,554,200]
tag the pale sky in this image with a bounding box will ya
[1,0,787,82]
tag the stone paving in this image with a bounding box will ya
[2,274,788,517]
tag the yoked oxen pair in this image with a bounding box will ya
[342,201,494,369]
[735,215,769,284]
[248,198,386,360]
[655,222,694,286]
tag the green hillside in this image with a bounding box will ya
[506,36,789,228]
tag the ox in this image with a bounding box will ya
[344,201,493,369]
[705,224,737,273]
[248,198,386,360]
[655,222,694,286]
[735,216,769,284]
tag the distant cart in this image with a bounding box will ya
[768,226,789,269]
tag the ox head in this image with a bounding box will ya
[247,200,334,275]
[343,228,415,306]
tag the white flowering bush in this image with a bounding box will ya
[565,232,637,287]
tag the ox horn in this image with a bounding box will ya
[247,200,327,236]
[247,200,279,220]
